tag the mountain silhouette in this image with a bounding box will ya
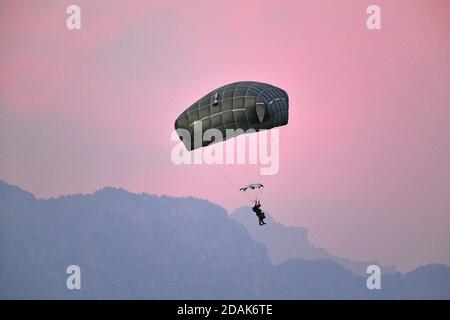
[0,180,449,299]
[231,207,396,276]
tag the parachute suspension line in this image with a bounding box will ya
[173,81,289,207]
[228,165,260,204]
[254,125,285,199]
[207,165,253,202]
[230,164,248,189]
[227,164,241,186]
[230,163,260,203]
[256,185,262,199]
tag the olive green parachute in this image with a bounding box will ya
[174,81,289,151]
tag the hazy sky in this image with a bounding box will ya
[1,0,449,272]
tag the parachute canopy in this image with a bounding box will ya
[175,81,289,151]
[240,183,264,192]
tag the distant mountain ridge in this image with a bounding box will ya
[231,207,397,276]
[1,180,449,299]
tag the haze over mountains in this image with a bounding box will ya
[1,180,449,299]
[231,207,397,276]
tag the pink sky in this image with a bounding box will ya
[1,0,449,271]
